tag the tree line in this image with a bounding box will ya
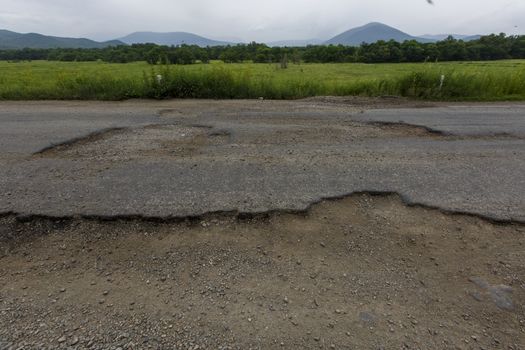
[1,34,524,64]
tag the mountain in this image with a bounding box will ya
[325,22,433,46]
[0,29,123,49]
[420,34,482,41]
[119,32,232,47]
[267,39,324,47]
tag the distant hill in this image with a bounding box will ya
[0,29,123,49]
[119,32,232,47]
[267,39,324,47]
[325,22,433,45]
[420,34,482,41]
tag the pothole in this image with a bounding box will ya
[157,108,185,117]
[367,121,445,136]
[33,124,232,161]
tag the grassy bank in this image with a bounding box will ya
[0,60,524,100]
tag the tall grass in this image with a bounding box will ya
[56,73,142,100]
[141,65,525,101]
[393,69,525,100]
[0,62,524,101]
[142,66,328,99]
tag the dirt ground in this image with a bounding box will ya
[1,194,524,349]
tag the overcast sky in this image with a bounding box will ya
[0,0,523,42]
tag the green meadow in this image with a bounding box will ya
[0,60,524,100]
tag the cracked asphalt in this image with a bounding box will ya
[1,99,524,221]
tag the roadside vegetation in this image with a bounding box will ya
[0,60,523,101]
[1,34,524,64]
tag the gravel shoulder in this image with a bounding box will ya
[1,194,524,349]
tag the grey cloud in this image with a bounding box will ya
[0,0,523,42]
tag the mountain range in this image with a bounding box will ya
[0,29,123,49]
[0,23,484,49]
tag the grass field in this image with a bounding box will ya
[0,60,524,100]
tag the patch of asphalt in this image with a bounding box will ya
[2,139,524,221]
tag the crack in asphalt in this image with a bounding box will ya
[1,191,524,227]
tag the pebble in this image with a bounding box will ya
[70,336,79,345]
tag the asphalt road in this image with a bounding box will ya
[1,99,524,221]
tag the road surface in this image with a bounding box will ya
[0,99,524,221]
